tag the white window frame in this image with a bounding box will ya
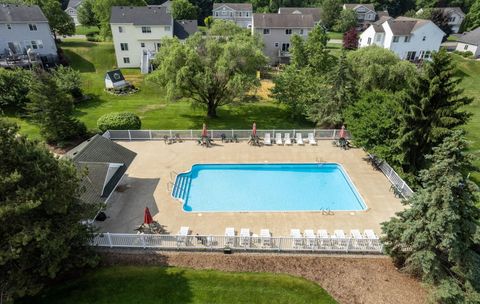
[142,26,152,33]
[285,29,292,35]
[263,28,270,35]
[404,36,411,43]
[119,26,123,33]
[28,24,37,31]
[120,43,128,51]
[165,26,171,31]
[392,36,399,43]
[299,29,304,35]
[31,40,38,50]
[37,40,43,49]
[123,57,130,64]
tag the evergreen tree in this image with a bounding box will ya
[396,49,472,180]
[307,50,356,127]
[304,25,335,73]
[382,130,480,303]
[78,0,100,27]
[26,70,86,143]
[463,0,480,31]
[289,34,308,68]
[320,0,341,29]
[333,8,357,33]
[0,120,99,303]
[172,0,199,20]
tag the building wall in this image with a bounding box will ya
[0,22,57,56]
[387,22,444,60]
[456,42,480,57]
[358,26,382,47]
[213,6,252,28]
[447,11,464,33]
[111,22,173,68]
[253,26,310,64]
[66,7,80,26]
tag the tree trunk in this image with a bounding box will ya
[207,101,217,118]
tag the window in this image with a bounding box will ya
[285,29,292,35]
[230,12,233,17]
[406,51,416,60]
[424,51,431,59]
[142,26,151,33]
[28,24,37,31]
[141,42,145,47]
[448,16,456,22]
[246,12,250,17]
[123,57,130,64]
[299,29,304,35]
[367,37,372,45]
[156,42,161,50]
[404,36,411,42]
[165,26,170,31]
[281,43,290,52]
[119,26,123,33]
[392,36,399,43]
[120,43,128,51]
[6,24,11,29]
[464,44,469,50]
[422,36,426,41]
[263,28,270,35]
[37,40,43,48]
[31,40,38,49]
[375,34,381,42]
[274,42,279,48]
[24,41,32,49]
[215,12,219,16]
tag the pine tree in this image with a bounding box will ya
[0,120,99,302]
[382,130,480,303]
[396,49,472,181]
[290,34,308,69]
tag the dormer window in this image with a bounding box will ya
[28,24,37,31]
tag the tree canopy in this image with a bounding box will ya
[320,0,342,29]
[172,0,199,20]
[26,0,75,37]
[0,120,98,303]
[382,130,480,303]
[333,8,357,32]
[148,21,266,117]
[78,0,100,27]
[463,0,480,31]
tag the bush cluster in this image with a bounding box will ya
[97,112,141,132]
[453,50,474,58]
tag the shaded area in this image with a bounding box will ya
[22,265,335,304]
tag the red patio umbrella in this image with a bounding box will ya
[144,207,153,225]
[252,122,257,137]
[201,123,208,137]
[339,125,346,138]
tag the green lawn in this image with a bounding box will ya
[327,31,343,40]
[75,25,100,35]
[24,266,337,304]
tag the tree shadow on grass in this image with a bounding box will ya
[63,49,96,72]
[61,40,97,48]
[20,266,194,304]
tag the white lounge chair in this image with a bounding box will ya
[275,133,282,145]
[177,226,190,246]
[317,229,330,248]
[317,229,329,238]
[307,133,317,145]
[260,229,272,247]
[333,229,346,239]
[284,133,292,145]
[264,133,272,146]
[240,228,251,247]
[225,227,235,247]
[296,133,304,145]
[350,229,364,239]
[290,229,303,248]
[304,229,316,248]
[364,229,379,239]
[332,229,347,249]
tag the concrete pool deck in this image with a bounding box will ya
[96,140,405,236]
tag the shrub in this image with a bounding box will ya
[86,32,102,42]
[453,50,474,58]
[97,112,141,132]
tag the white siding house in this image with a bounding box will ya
[0,4,57,65]
[417,7,465,33]
[455,27,480,57]
[212,3,252,28]
[252,13,314,65]
[65,0,82,26]
[359,16,445,60]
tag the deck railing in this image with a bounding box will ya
[102,129,351,141]
[93,233,383,254]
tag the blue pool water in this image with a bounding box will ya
[172,163,367,212]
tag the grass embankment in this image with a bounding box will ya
[24,266,337,304]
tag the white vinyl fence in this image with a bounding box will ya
[102,129,351,141]
[370,156,414,198]
[93,233,383,253]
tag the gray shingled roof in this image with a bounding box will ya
[213,3,252,11]
[435,7,465,17]
[388,16,430,35]
[253,13,314,28]
[343,3,375,11]
[174,20,198,40]
[0,4,47,23]
[278,7,322,22]
[110,6,172,25]
[66,0,82,9]
[65,135,137,205]
[458,27,480,46]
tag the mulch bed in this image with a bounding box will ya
[99,250,428,304]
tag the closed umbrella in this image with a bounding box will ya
[144,207,153,225]
[339,125,346,138]
[202,123,208,137]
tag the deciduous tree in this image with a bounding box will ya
[148,23,266,118]
[463,0,480,31]
[333,8,357,32]
[78,0,100,27]
[320,0,341,29]
[343,27,358,49]
[172,0,199,20]
[0,120,98,303]
[382,130,480,303]
[26,0,75,37]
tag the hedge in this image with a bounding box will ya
[97,112,141,132]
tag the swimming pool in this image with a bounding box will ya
[172,163,367,212]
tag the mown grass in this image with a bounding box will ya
[75,25,100,35]
[327,31,343,40]
[23,266,337,304]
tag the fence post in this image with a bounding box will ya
[346,238,351,253]
[149,130,152,140]
[141,234,146,249]
[128,130,131,141]
[170,130,173,138]
[232,129,234,138]
[293,129,296,137]
[211,130,214,138]
[273,129,275,138]
[190,129,193,139]
[107,232,112,248]
[332,129,336,139]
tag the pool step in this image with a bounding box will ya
[172,174,191,200]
